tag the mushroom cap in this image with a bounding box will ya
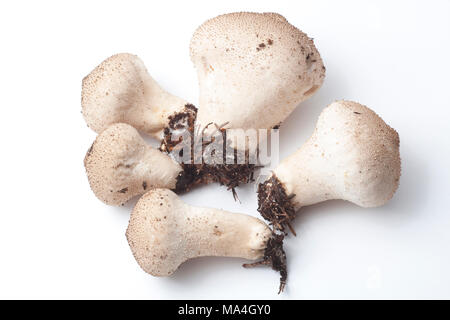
[84,123,182,206]
[82,54,148,133]
[190,12,325,132]
[275,100,401,208]
[126,189,185,276]
[81,53,187,138]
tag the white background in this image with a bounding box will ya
[0,0,449,299]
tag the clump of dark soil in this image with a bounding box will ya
[160,104,256,196]
[243,233,287,294]
[257,175,297,235]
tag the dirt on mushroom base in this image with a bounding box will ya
[160,104,256,197]
[243,232,287,294]
[257,175,297,235]
[160,103,198,154]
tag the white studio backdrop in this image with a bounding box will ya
[0,0,449,299]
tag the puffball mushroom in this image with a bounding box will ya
[82,53,192,139]
[258,100,401,233]
[84,122,255,205]
[126,188,287,292]
[84,123,184,206]
[190,12,325,135]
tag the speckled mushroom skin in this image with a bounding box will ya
[190,12,325,135]
[84,123,182,206]
[126,189,272,276]
[273,100,401,208]
[82,53,188,139]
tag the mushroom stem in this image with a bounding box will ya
[126,189,287,292]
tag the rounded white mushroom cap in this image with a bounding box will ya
[274,100,401,208]
[84,123,182,206]
[190,12,325,135]
[126,188,272,276]
[81,53,188,139]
